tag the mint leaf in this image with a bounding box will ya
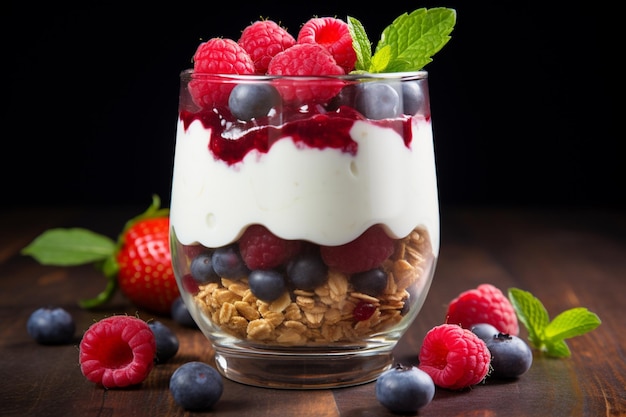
[372,7,456,73]
[370,44,392,73]
[544,307,601,340]
[347,16,371,72]
[21,228,116,266]
[508,287,601,358]
[508,288,550,349]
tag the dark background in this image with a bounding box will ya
[8,1,621,209]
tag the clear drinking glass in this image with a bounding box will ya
[170,70,440,388]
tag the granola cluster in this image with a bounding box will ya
[193,227,433,345]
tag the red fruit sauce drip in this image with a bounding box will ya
[180,105,413,166]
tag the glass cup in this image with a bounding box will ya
[170,70,440,389]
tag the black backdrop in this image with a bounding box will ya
[9,1,621,209]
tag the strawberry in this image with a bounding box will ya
[21,195,179,315]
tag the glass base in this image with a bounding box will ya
[213,344,394,389]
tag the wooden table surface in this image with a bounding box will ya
[1,205,625,417]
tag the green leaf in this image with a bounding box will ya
[370,45,392,73]
[371,7,456,73]
[544,307,601,340]
[21,228,116,266]
[348,16,372,72]
[508,288,550,348]
[542,338,572,358]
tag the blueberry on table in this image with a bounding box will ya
[27,306,75,345]
[486,332,533,379]
[171,297,198,329]
[170,361,224,411]
[148,320,179,363]
[471,322,500,342]
[376,363,435,413]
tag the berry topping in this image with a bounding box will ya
[193,37,256,75]
[485,332,533,379]
[79,315,156,388]
[446,283,519,336]
[297,17,357,73]
[238,19,296,74]
[248,269,287,302]
[376,364,435,413]
[228,83,282,121]
[27,306,75,345]
[189,38,256,108]
[239,225,302,270]
[267,43,345,103]
[170,361,224,411]
[418,323,491,390]
[320,225,395,274]
[148,320,179,363]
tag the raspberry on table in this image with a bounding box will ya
[239,224,303,270]
[297,17,357,73]
[446,283,519,335]
[79,315,156,388]
[238,19,296,74]
[267,43,345,103]
[320,225,395,274]
[418,324,491,390]
[189,37,256,108]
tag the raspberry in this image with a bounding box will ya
[189,38,255,108]
[418,324,491,390]
[79,315,156,388]
[446,283,519,336]
[239,225,303,270]
[267,43,345,103]
[320,225,395,274]
[297,17,357,73]
[238,19,296,74]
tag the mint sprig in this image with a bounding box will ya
[508,288,601,358]
[348,7,456,73]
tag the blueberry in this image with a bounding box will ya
[350,268,387,297]
[171,297,198,329]
[286,251,328,291]
[190,252,220,285]
[27,306,75,344]
[401,80,427,115]
[376,364,435,413]
[486,333,533,379]
[211,245,249,279]
[148,320,179,363]
[170,361,223,411]
[355,82,401,120]
[228,83,281,121]
[471,323,500,342]
[248,269,286,302]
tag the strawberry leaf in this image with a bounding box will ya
[21,228,115,266]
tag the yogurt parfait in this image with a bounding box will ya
[170,9,455,388]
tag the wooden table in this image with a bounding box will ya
[2,206,625,417]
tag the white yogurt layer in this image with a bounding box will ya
[170,117,440,253]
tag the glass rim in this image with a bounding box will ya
[180,68,428,81]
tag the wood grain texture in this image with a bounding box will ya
[1,206,624,417]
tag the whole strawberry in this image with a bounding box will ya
[21,195,179,315]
